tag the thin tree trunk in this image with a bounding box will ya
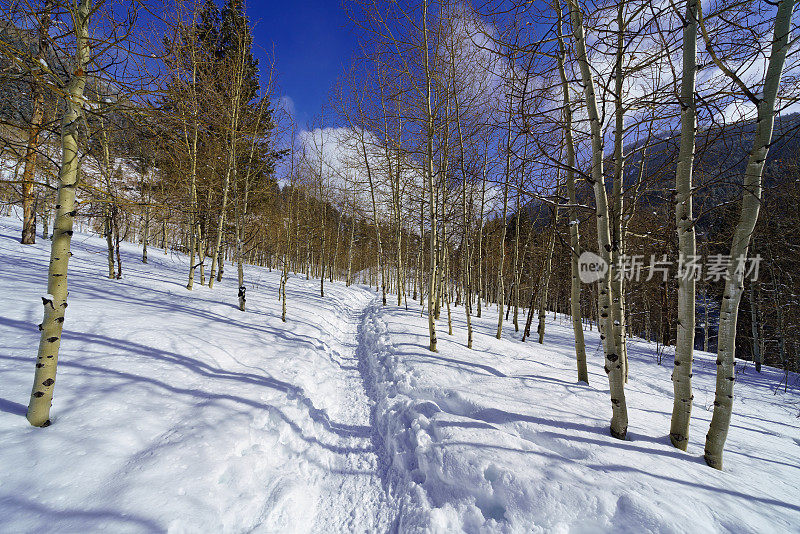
[142,199,150,264]
[113,205,122,279]
[512,184,521,332]
[568,0,628,438]
[670,0,699,450]
[105,206,115,278]
[556,3,588,382]
[703,0,795,469]
[209,48,245,290]
[26,0,90,427]
[611,0,628,383]
[20,3,52,245]
[185,122,199,289]
[497,99,512,339]
[476,158,486,318]
[748,283,761,372]
[538,213,556,344]
[423,0,437,351]
[346,197,355,286]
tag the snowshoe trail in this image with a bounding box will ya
[236,285,396,533]
[302,293,395,533]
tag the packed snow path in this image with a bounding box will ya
[0,215,395,532]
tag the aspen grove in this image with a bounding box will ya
[0,0,799,531]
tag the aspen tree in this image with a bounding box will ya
[104,204,115,278]
[360,133,385,304]
[208,41,246,289]
[555,0,588,382]
[669,0,699,451]
[141,181,150,264]
[173,14,202,291]
[702,0,796,469]
[567,0,628,438]
[497,97,512,339]
[113,203,122,278]
[748,283,762,372]
[476,154,487,318]
[26,0,92,427]
[422,0,438,352]
[96,110,119,278]
[234,92,271,311]
[41,164,52,240]
[346,195,356,286]
[610,0,628,382]
[281,123,297,322]
[538,209,557,344]
[20,1,53,245]
[512,177,521,332]
[418,179,425,306]
[451,40,473,348]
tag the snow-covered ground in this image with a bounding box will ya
[0,211,798,533]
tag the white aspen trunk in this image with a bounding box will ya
[670,0,699,450]
[198,207,206,285]
[330,207,341,283]
[235,185,247,311]
[209,47,245,290]
[423,0,437,352]
[611,0,628,383]
[142,194,150,264]
[497,100,512,339]
[208,167,233,289]
[105,206,115,278]
[183,31,201,290]
[568,0,628,438]
[26,0,90,427]
[346,196,355,286]
[749,283,761,372]
[512,184,521,332]
[361,137,385,304]
[437,130,450,325]
[445,254,452,336]
[418,183,425,306]
[395,153,403,307]
[42,167,51,240]
[555,2,588,382]
[537,216,556,344]
[452,65,473,348]
[113,204,122,279]
[703,0,795,469]
[216,241,224,283]
[233,96,266,311]
[476,159,486,318]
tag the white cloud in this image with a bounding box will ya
[277,95,295,117]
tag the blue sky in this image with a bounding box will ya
[246,1,360,127]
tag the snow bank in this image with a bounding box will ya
[359,299,800,533]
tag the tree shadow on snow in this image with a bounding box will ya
[0,495,164,532]
[0,397,26,416]
[0,316,373,457]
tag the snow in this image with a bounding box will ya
[361,303,800,532]
[0,213,393,533]
[0,210,798,533]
